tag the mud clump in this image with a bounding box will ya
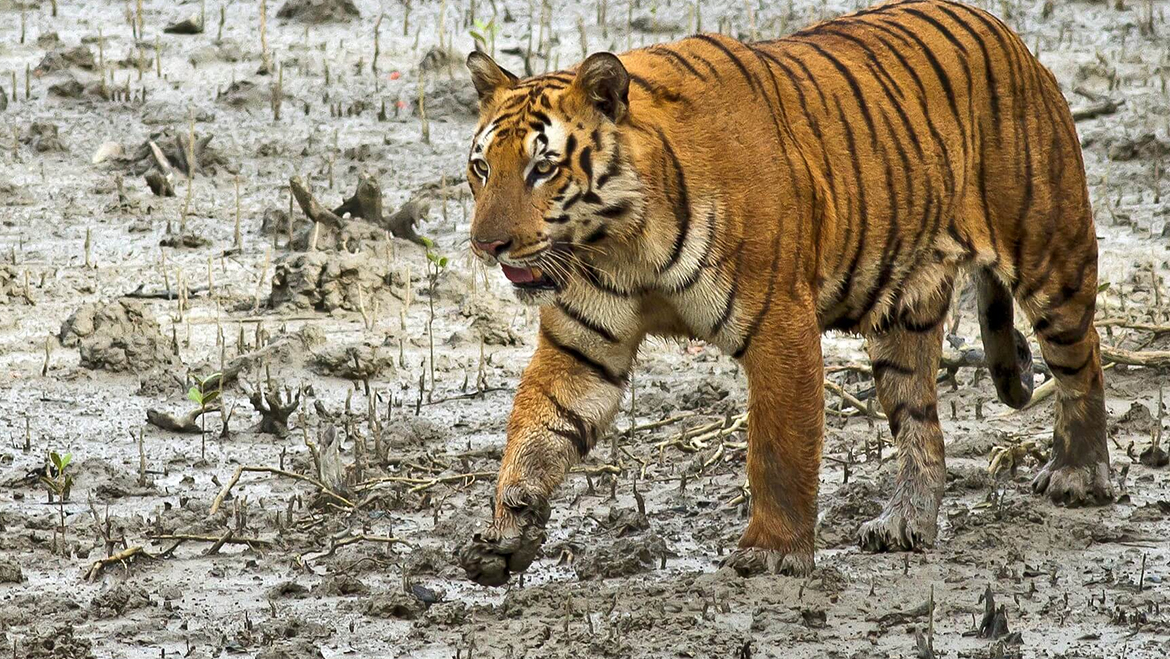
[257,639,323,659]
[416,78,478,120]
[21,122,66,153]
[0,558,24,583]
[35,46,97,73]
[58,299,177,372]
[360,592,425,620]
[276,0,360,23]
[574,534,667,581]
[18,624,94,659]
[90,584,151,619]
[460,298,523,347]
[128,129,229,176]
[311,340,396,380]
[269,251,391,312]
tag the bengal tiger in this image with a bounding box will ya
[456,0,1109,586]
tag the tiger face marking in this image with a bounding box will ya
[466,51,643,306]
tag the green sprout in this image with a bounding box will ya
[420,237,448,401]
[470,18,499,56]
[40,451,74,552]
[188,372,222,460]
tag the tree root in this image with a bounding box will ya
[289,173,428,245]
[241,378,301,437]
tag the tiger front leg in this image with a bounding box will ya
[723,304,823,577]
[459,314,637,586]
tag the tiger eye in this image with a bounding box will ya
[534,160,556,176]
[472,160,489,178]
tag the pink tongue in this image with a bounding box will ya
[501,264,535,284]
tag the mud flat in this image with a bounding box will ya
[0,1,1168,657]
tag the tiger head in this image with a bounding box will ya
[465,51,643,305]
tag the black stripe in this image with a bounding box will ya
[872,358,916,380]
[648,46,706,80]
[544,392,591,457]
[545,214,571,224]
[596,199,633,219]
[933,2,1000,129]
[557,301,618,343]
[584,226,607,244]
[710,252,744,336]
[830,96,868,304]
[562,191,583,210]
[562,134,578,163]
[692,34,762,96]
[656,128,692,272]
[629,73,686,105]
[577,145,593,182]
[541,327,627,386]
[901,306,948,333]
[799,42,879,152]
[1048,353,1092,377]
[871,16,962,139]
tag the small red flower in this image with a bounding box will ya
[389,71,401,80]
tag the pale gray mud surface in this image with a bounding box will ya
[1,1,1169,657]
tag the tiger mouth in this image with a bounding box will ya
[500,264,555,290]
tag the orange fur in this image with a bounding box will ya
[460,0,1109,583]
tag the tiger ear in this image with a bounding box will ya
[573,52,630,122]
[466,51,518,106]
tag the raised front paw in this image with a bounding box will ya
[858,501,939,552]
[1031,460,1113,507]
[457,486,551,587]
[721,546,814,577]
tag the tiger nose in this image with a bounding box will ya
[473,239,511,257]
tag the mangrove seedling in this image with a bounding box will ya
[188,372,222,459]
[421,236,448,399]
[40,451,74,550]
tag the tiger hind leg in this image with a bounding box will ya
[858,286,951,552]
[1018,267,1112,505]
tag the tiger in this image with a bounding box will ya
[456,0,1110,586]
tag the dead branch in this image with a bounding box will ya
[355,470,496,494]
[208,465,354,518]
[1096,318,1170,335]
[824,379,886,420]
[148,533,274,547]
[1101,345,1170,368]
[289,176,347,229]
[146,407,213,433]
[84,545,148,581]
[1071,98,1124,121]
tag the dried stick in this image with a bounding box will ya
[85,545,147,581]
[208,465,354,517]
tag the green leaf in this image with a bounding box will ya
[199,372,222,387]
[1097,282,1111,293]
[50,452,62,470]
[419,236,434,249]
[59,453,71,472]
[187,386,203,405]
[438,256,448,268]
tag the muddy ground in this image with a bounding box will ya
[1,0,1168,657]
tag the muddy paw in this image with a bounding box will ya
[1031,460,1113,507]
[456,487,550,587]
[720,547,813,577]
[858,505,938,552]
